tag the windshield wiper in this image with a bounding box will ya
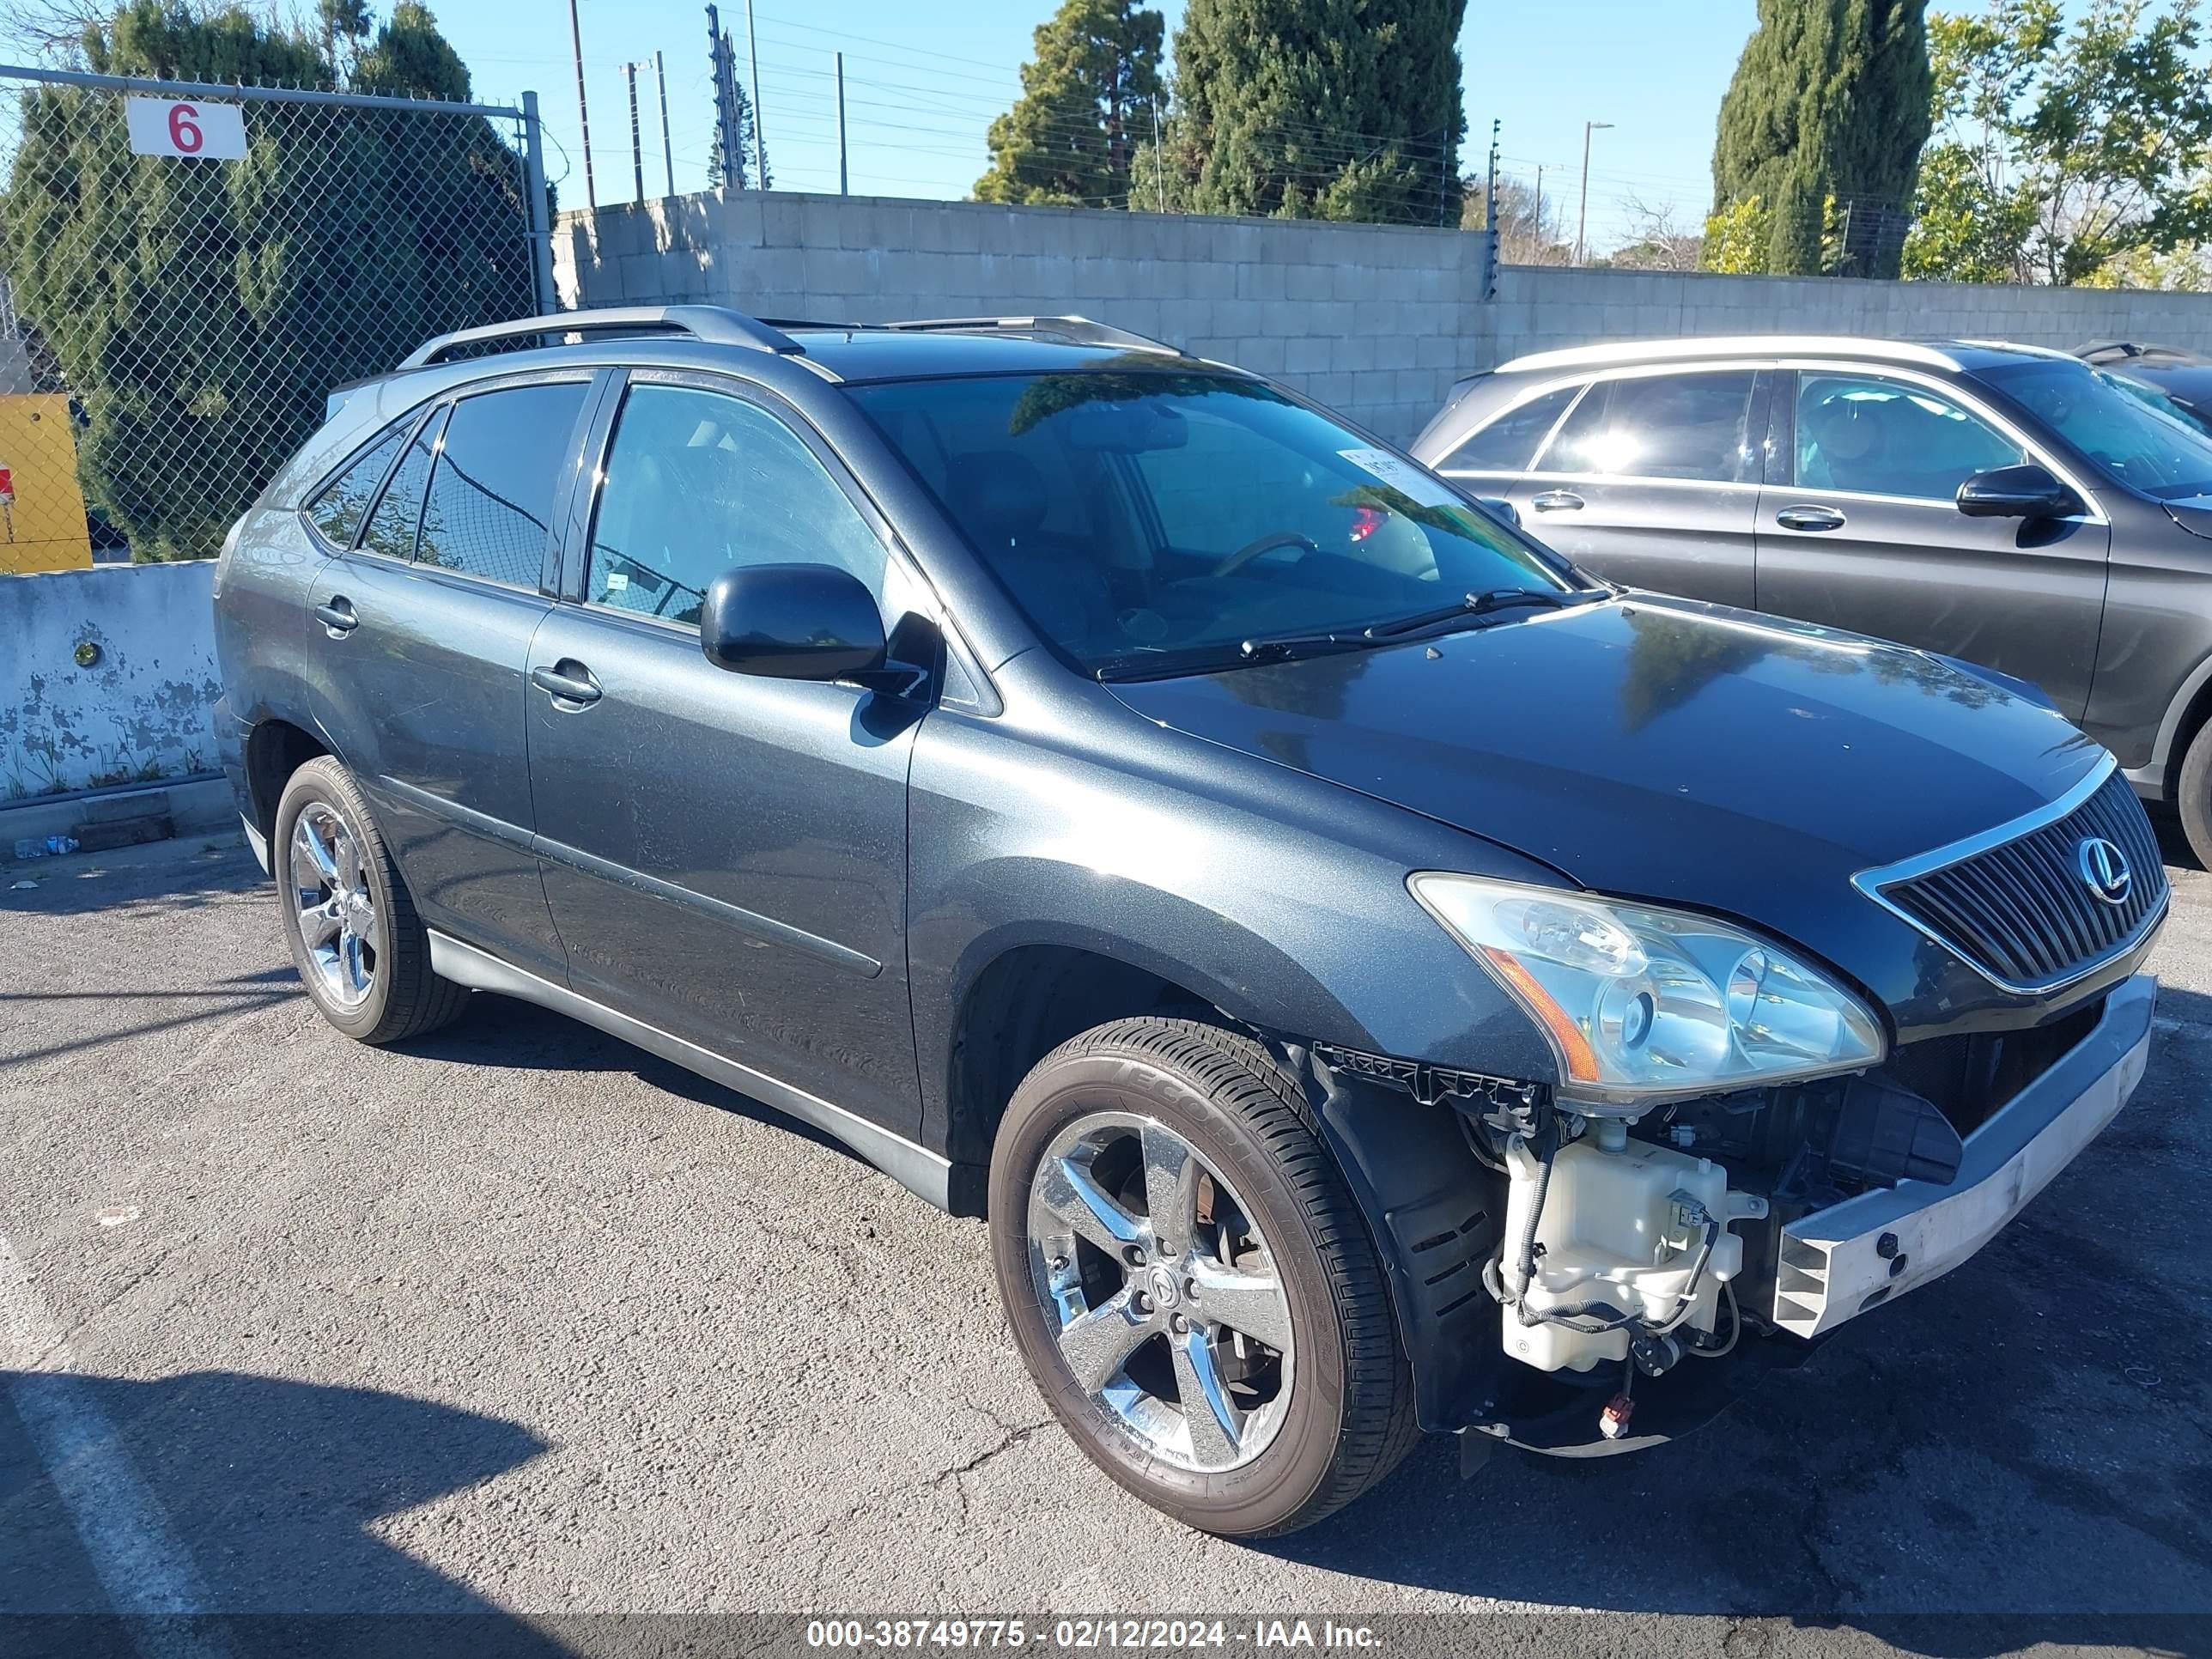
[1364,585,1594,639]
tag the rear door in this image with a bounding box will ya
[525,370,926,1139]
[1498,365,1767,606]
[302,373,596,980]
[1753,366,2111,719]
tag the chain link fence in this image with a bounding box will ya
[0,67,552,569]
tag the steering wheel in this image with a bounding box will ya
[1212,531,1321,578]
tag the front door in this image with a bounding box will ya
[525,373,925,1137]
[1753,368,2112,719]
[1501,366,1768,607]
[302,376,593,980]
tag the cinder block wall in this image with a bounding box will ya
[1,562,220,799]
[556,190,2212,445]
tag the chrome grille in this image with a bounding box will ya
[1871,768,2166,993]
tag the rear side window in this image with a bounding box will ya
[584,384,886,626]
[416,382,590,587]
[1443,383,1578,472]
[307,427,405,548]
[1541,371,1759,482]
[359,410,442,562]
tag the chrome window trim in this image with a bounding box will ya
[1850,751,2168,995]
[1436,359,1774,485]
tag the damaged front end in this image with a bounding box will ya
[1304,968,2159,1464]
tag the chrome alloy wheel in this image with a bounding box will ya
[1026,1111,1295,1474]
[289,801,380,1009]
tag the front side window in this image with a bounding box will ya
[1442,383,1579,473]
[851,368,1573,678]
[1974,359,2212,499]
[1539,371,1759,482]
[1794,373,2022,500]
[416,381,589,587]
[586,383,887,626]
[307,425,405,548]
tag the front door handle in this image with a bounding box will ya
[1531,489,1585,513]
[1775,504,1848,532]
[532,661,602,707]
[313,597,358,636]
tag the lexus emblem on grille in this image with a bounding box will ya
[2076,836,2133,906]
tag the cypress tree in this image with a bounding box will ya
[1164,0,1466,225]
[1710,0,1932,276]
[975,0,1165,208]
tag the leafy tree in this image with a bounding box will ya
[1710,0,1933,275]
[708,73,762,191]
[975,0,1164,207]
[1160,0,1466,225]
[1,1,536,560]
[1902,0,2212,284]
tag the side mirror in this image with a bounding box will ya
[1957,464,2079,520]
[1474,494,1521,527]
[699,562,887,682]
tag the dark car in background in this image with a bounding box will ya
[1414,334,2212,866]
[214,307,2163,1537]
[2076,339,2212,434]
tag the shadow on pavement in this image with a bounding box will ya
[0,1368,568,1657]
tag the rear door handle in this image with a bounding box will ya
[1775,504,1847,532]
[532,661,602,707]
[313,597,358,636]
[1531,489,1584,513]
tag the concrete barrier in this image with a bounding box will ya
[1,561,220,800]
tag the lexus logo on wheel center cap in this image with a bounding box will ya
[2077,836,2133,906]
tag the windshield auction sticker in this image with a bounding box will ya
[1336,448,1462,509]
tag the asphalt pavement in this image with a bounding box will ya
[1,832,2207,1657]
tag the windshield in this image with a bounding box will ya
[848,367,1576,677]
[1975,358,2212,500]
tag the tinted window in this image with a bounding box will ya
[1443,383,1578,472]
[853,371,1571,678]
[307,427,404,548]
[416,382,588,586]
[359,410,441,562]
[586,384,886,626]
[1975,359,2212,499]
[1795,373,2021,500]
[1541,372,1758,482]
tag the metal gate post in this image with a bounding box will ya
[522,89,558,314]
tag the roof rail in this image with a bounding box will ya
[398,305,804,369]
[1496,335,1964,375]
[879,315,1184,358]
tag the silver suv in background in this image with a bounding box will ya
[1412,336,2212,865]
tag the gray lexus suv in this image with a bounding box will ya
[214,308,2164,1536]
[1413,335,2212,866]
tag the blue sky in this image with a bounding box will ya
[437,0,1757,251]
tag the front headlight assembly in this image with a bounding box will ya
[1409,873,1886,1110]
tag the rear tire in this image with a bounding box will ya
[988,1017,1417,1537]
[273,757,468,1044]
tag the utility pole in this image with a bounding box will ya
[568,0,595,215]
[835,51,848,196]
[744,0,767,189]
[706,4,738,190]
[654,51,673,198]
[1575,119,1613,266]
[623,60,644,204]
[1151,100,1165,213]
[1534,165,1543,259]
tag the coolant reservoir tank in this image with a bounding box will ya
[1501,1129,1766,1374]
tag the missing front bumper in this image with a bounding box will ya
[1772,972,2155,1338]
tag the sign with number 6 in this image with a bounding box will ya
[125,97,248,161]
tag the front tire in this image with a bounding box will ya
[273,757,468,1044]
[988,1018,1416,1536]
[2177,720,2212,870]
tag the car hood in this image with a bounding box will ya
[2162,495,2212,540]
[1107,595,2106,1025]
